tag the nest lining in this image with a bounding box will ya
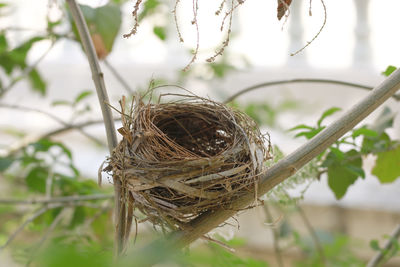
[106,94,271,230]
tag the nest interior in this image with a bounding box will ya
[107,95,271,230]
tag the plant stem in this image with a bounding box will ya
[65,0,123,255]
[367,224,400,267]
[0,194,113,205]
[166,68,400,248]
[223,78,400,103]
[103,59,134,94]
[263,203,284,267]
[0,103,105,146]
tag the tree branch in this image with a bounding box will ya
[0,193,113,205]
[165,69,400,248]
[223,78,400,103]
[0,103,105,147]
[65,0,123,254]
[367,224,400,267]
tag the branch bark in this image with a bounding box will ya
[165,68,400,248]
[65,0,123,255]
[223,78,400,104]
[367,224,400,267]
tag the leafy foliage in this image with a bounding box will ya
[289,106,400,199]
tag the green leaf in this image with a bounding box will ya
[71,4,121,58]
[139,0,161,21]
[74,90,93,104]
[361,132,391,154]
[28,68,46,95]
[351,127,378,138]
[0,156,13,171]
[209,61,235,78]
[0,33,7,53]
[52,100,71,106]
[26,167,48,193]
[382,65,397,77]
[31,139,73,159]
[153,26,166,40]
[372,145,400,183]
[326,149,362,199]
[69,206,86,229]
[288,124,314,132]
[294,127,324,140]
[370,240,380,251]
[317,107,341,127]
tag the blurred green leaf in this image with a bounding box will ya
[372,145,400,183]
[69,206,86,229]
[0,33,7,53]
[325,149,362,199]
[71,4,121,59]
[138,0,161,21]
[361,132,391,154]
[74,90,93,104]
[153,26,166,40]
[52,100,71,106]
[288,124,314,132]
[31,139,73,160]
[370,239,380,251]
[26,167,48,193]
[28,68,46,95]
[382,65,397,77]
[351,127,378,138]
[210,61,235,78]
[317,107,341,127]
[0,156,13,171]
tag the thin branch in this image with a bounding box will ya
[65,0,122,255]
[0,203,64,250]
[103,59,134,94]
[26,208,67,266]
[295,204,326,263]
[0,103,105,147]
[0,193,113,205]
[367,224,400,267]
[0,41,56,98]
[224,78,400,104]
[263,203,284,267]
[162,68,400,249]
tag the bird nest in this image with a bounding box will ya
[105,93,271,231]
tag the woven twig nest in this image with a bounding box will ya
[106,93,271,231]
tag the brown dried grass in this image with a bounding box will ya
[106,92,271,231]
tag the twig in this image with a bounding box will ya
[367,224,400,267]
[224,78,400,103]
[0,41,56,98]
[65,0,122,255]
[0,203,64,250]
[290,0,326,56]
[26,208,67,267]
[263,203,284,267]
[103,59,134,94]
[0,193,113,205]
[295,204,326,263]
[0,103,105,146]
[161,67,400,250]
